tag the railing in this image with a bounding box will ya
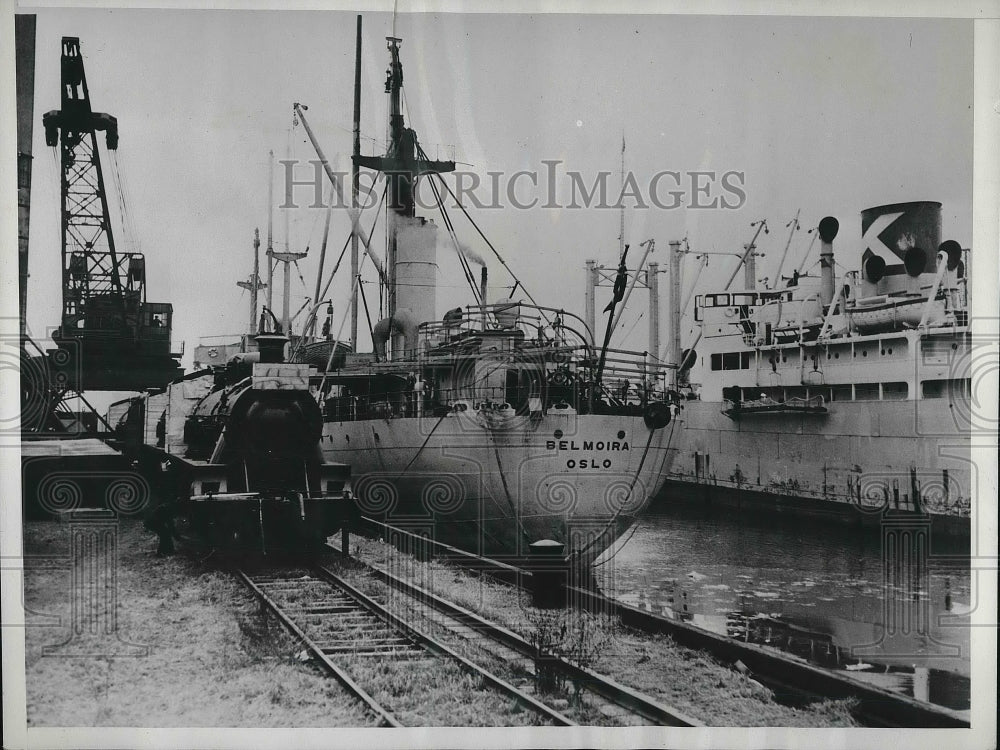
[416,302,670,389]
[418,302,596,355]
[321,373,674,423]
[324,385,515,422]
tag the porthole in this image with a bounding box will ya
[880,349,885,355]
[862,351,868,357]
[888,348,893,355]
[554,429,563,439]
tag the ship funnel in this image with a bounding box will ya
[941,239,963,271]
[860,201,941,293]
[394,217,438,345]
[818,216,839,307]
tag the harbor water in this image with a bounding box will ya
[594,500,971,712]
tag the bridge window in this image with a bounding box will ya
[711,351,753,371]
[922,378,971,398]
[830,385,852,402]
[882,382,908,400]
[854,383,880,401]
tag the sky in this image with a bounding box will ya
[16,7,974,390]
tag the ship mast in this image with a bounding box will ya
[355,37,455,341]
[236,228,266,337]
[273,126,306,332]
[266,150,275,316]
[350,14,362,351]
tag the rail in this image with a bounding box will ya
[236,569,400,727]
[332,538,703,727]
[310,563,575,726]
[322,380,673,422]
[235,564,574,727]
[348,518,971,728]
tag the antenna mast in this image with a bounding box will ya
[618,134,626,258]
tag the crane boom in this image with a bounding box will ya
[42,37,181,391]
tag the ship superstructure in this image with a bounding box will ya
[665,201,971,531]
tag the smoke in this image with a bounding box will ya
[455,240,487,267]
[435,231,486,267]
[396,214,487,268]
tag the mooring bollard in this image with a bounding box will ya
[341,491,354,558]
[528,539,568,609]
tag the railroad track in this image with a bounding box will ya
[356,517,971,729]
[237,558,703,727]
[333,550,704,727]
[235,565,574,727]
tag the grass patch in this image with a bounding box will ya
[259,561,554,726]
[22,520,376,727]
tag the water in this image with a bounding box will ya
[594,501,971,712]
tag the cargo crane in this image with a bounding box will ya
[17,34,184,520]
[42,37,182,392]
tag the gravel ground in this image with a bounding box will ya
[22,520,376,727]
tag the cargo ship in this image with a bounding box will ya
[659,200,971,534]
[298,35,680,567]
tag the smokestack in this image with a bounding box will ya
[818,216,839,307]
[393,217,438,356]
[480,266,488,303]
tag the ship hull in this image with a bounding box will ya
[663,397,971,535]
[321,411,681,565]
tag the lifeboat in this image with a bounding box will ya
[722,394,828,419]
[847,294,948,333]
